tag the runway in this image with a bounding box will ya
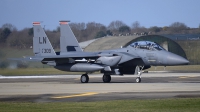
[0,73,200,102]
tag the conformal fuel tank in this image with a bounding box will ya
[54,63,104,72]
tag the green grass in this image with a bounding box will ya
[0,68,84,76]
[0,47,33,59]
[0,98,200,112]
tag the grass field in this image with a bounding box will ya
[0,98,200,112]
[0,68,84,75]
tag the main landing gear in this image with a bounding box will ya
[80,74,89,83]
[80,73,111,83]
[103,74,111,83]
[80,66,144,83]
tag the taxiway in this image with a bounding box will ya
[0,73,200,102]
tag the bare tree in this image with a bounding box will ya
[119,26,130,33]
[85,22,106,40]
[46,31,60,49]
[69,23,84,41]
[70,22,86,31]
[2,23,17,31]
[69,22,106,42]
[131,21,144,33]
[149,26,161,33]
[6,28,32,48]
[132,21,140,29]
[169,22,188,33]
[0,28,11,43]
[107,20,126,30]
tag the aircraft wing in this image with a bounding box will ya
[9,52,113,62]
[9,54,98,63]
[42,53,99,59]
[9,51,140,66]
[41,51,140,63]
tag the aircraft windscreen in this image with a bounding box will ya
[130,41,165,51]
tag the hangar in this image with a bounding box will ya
[81,35,187,59]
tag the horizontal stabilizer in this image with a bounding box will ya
[8,57,43,62]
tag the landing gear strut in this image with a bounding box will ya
[103,74,111,83]
[80,74,89,83]
[135,66,144,83]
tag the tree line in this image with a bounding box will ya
[0,21,200,49]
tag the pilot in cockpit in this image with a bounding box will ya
[130,41,165,51]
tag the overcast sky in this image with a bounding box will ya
[1,0,200,30]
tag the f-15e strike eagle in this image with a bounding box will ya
[17,21,189,83]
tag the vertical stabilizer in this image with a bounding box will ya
[60,21,82,55]
[33,22,56,56]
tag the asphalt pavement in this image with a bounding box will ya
[0,73,200,102]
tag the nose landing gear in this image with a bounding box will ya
[135,66,144,83]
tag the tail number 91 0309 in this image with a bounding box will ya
[42,49,51,53]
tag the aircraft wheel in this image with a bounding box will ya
[80,74,89,83]
[136,77,141,83]
[103,75,111,83]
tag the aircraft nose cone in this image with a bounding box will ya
[167,53,189,65]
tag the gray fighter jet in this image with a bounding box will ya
[21,21,189,83]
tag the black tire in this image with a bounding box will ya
[80,74,89,83]
[103,75,111,83]
[136,77,141,83]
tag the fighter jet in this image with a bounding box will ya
[20,21,189,83]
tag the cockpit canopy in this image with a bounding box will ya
[130,41,165,51]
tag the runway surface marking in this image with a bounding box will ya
[179,76,197,78]
[51,92,99,99]
[1,73,200,79]
[74,78,79,80]
[0,75,66,79]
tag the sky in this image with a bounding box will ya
[1,0,200,31]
